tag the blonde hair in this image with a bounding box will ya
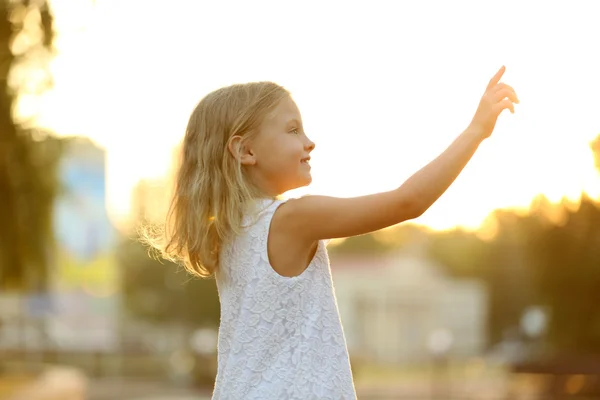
[142,82,290,277]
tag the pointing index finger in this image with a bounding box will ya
[486,65,506,91]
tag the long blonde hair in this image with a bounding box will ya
[143,82,290,278]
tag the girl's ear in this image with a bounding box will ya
[227,135,256,165]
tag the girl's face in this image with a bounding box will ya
[246,97,316,196]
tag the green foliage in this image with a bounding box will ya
[117,235,220,327]
[328,233,394,255]
[527,195,600,353]
[328,223,421,255]
[428,228,489,279]
[430,196,600,353]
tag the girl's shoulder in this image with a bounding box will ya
[241,197,287,228]
[242,197,331,247]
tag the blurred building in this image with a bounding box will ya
[331,235,488,366]
[48,137,120,351]
[0,138,120,353]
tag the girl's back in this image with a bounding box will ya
[213,199,355,399]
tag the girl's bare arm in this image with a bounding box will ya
[276,66,519,241]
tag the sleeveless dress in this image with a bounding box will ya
[212,199,356,399]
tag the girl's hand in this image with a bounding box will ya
[468,66,519,140]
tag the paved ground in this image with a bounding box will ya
[3,372,516,400]
[86,377,512,400]
[87,378,211,400]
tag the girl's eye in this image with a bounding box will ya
[289,128,300,135]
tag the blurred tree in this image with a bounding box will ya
[328,223,422,255]
[427,189,600,352]
[525,140,600,353]
[428,228,488,279]
[427,212,539,345]
[528,196,600,353]
[484,208,546,345]
[0,1,64,290]
[472,195,600,353]
[117,235,220,327]
[328,233,393,255]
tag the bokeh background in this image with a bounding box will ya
[1,1,599,399]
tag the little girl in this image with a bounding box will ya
[147,66,518,399]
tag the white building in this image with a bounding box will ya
[330,236,488,366]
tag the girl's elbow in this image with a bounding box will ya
[407,202,426,220]
[395,195,425,222]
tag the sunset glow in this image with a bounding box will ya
[36,0,600,231]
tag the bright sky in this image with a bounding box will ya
[35,0,599,231]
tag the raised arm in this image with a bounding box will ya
[277,66,519,241]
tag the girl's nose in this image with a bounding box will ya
[305,137,315,152]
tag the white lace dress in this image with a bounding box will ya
[211,199,356,399]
